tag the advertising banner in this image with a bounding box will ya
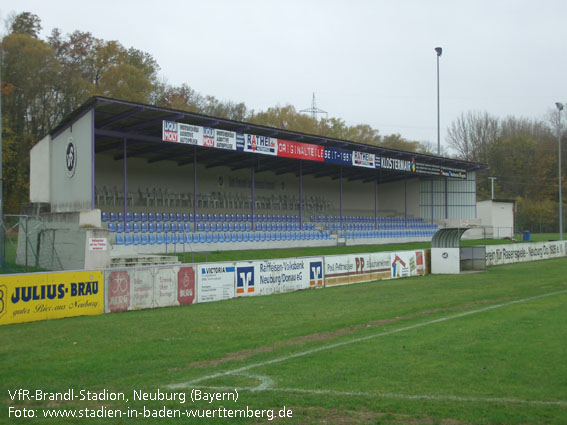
[0,270,104,326]
[105,265,196,313]
[352,151,376,168]
[198,263,235,303]
[324,253,391,287]
[163,121,203,146]
[235,257,323,297]
[277,140,325,161]
[485,241,567,266]
[390,250,425,278]
[243,134,278,155]
[380,156,416,173]
[323,147,352,166]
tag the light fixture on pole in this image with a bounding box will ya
[555,102,563,240]
[435,47,442,155]
[488,177,497,200]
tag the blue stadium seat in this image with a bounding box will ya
[125,234,133,246]
[184,223,191,233]
[133,213,140,222]
[254,232,260,242]
[140,222,147,233]
[218,233,224,243]
[271,232,276,241]
[183,213,189,222]
[101,212,109,222]
[231,233,237,242]
[155,212,162,222]
[206,233,212,243]
[125,223,133,233]
[126,212,132,222]
[108,222,116,232]
[242,233,248,242]
[210,223,216,232]
[118,212,124,222]
[148,222,155,233]
[260,232,266,242]
[149,234,156,245]
[171,222,178,232]
[195,213,201,222]
[117,222,124,233]
[148,212,155,222]
[193,233,200,244]
[176,213,182,222]
[204,223,210,232]
[164,223,171,232]
[225,233,231,243]
[115,234,124,245]
[200,233,206,243]
[110,212,117,222]
[156,234,164,244]
[141,212,148,222]
[155,222,163,233]
[166,233,172,244]
[133,223,140,233]
[237,232,243,242]
[133,234,140,245]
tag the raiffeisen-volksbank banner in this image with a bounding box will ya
[162,121,467,178]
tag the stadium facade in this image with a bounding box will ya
[21,97,487,270]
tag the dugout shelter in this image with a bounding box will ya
[22,96,488,270]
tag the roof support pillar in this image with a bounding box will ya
[251,165,255,230]
[340,167,343,225]
[445,178,449,219]
[193,147,197,230]
[404,178,408,228]
[123,138,128,227]
[374,178,378,230]
[299,160,303,226]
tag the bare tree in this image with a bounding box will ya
[446,111,499,162]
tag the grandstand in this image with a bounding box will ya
[23,97,487,269]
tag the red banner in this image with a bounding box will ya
[277,140,324,162]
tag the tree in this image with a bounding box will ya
[446,111,499,163]
[8,12,42,38]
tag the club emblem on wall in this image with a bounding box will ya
[66,137,77,178]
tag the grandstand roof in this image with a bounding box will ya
[50,96,488,184]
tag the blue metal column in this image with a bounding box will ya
[299,160,303,227]
[123,138,127,228]
[251,165,255,230]
[374,178,378,229]
[404,178,408,228]
[431,179,434,224]
[193,147,197,230]
[340,167,343,226]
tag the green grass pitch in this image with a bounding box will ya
[1,258,566,424]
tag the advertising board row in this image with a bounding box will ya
[485,241,567,266]
[162,121,467,179]
[0,250,425,325]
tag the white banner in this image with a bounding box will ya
[485,241,567,266]
[105,265,196,313]
[198,263,236,303]
[235,257,323,297]
[352,151,376,168]
[324,253,391,287]
[243,134,278,156]
[390,250,425,278]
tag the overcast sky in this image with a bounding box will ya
[2,0,567,151]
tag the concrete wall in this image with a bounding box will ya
[16,210,109,271]
[30,135,51,203]
[94,153,423,218]
[50,111,93,212]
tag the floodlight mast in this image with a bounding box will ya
[556,102,564,240]
[435,47,442,156]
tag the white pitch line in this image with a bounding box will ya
[168,290,567,389]
[195,385,567,408]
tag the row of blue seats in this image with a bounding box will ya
[102,211,302,224]
[341,230,436,239]
[115,231,332,245]
[327,223,438,231]
[108,221,316,233]
[312,215,428,223]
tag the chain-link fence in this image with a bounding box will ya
[1,215,63,273]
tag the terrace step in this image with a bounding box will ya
[109,255,181,268]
